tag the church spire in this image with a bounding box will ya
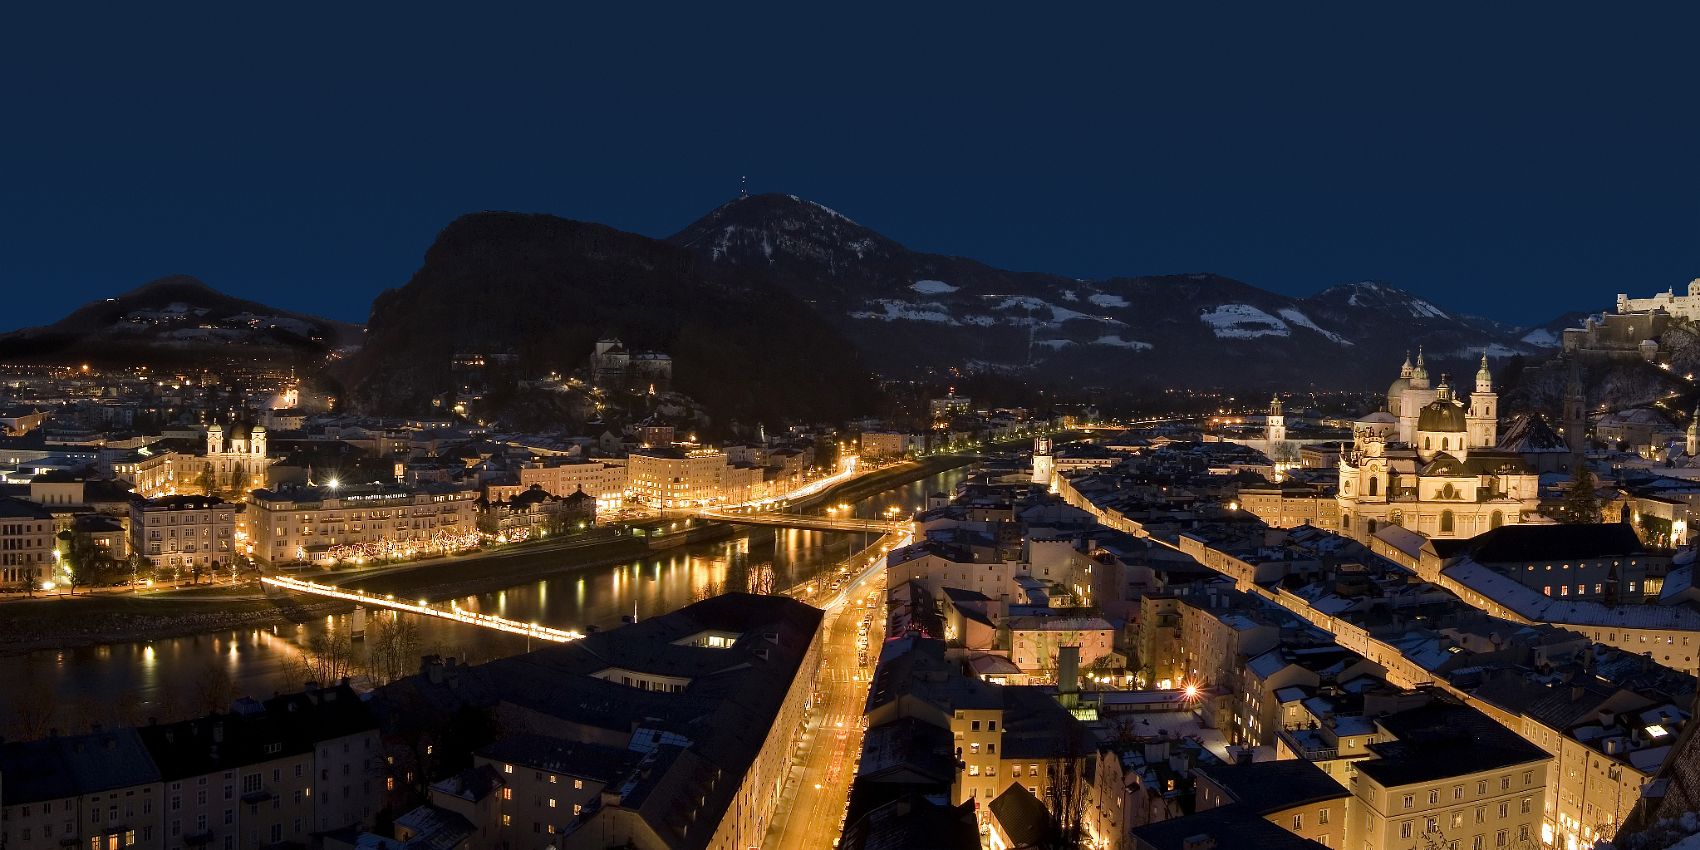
[1476,352,1493,393]
[1410,346,1430,389]
[1400,351,1414,379]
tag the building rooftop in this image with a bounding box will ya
[1131,802,1330,850]
[1355,698,1549,788]
[1466,522,1650,563]
[1193,758,1350,815]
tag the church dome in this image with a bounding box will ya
[1417,399,1468,433]
[1387,377,1409,405]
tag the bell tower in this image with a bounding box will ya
[1266,395,1286,444]
[1467,353,1498,449]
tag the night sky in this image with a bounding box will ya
[4,5,1697,328]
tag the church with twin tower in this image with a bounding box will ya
[1335,350,1541,543]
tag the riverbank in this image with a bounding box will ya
[0,452,987,655]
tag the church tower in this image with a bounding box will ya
[1467,353,1498,449]
[1266,395,1286,444]
[207,422,224,456]
[1031,436,1055,487]
[1410,348,1431,390]
[1687,406,1699,457]
[1562,362,1587,457]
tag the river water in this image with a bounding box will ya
[0,467,969,734]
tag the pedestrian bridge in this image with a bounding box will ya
[696,510,907,534]
[262,575,580,642]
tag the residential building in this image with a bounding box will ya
[0,496,54,587]
[128,495,235,571]
[0,729,163,850]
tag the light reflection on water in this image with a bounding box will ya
[0,467,967,734]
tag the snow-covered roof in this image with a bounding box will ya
[1444,559,1700,631]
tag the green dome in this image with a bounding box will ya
[1417,399,1467,433]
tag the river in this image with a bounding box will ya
[0,466,970,734]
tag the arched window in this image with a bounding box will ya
[1424,437,1432,450]
[1367,519,1378,535]
[1391,510,1404,527]
[1490,511,1504,530]
[1367,477,1379,497]
[1342,514,1352,531]
[1441,510,1455,534]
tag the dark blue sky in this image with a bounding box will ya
[4,5,1697,328]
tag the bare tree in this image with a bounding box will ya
[295,630,354,685]
[692,580,726,602]
[364,613,422,685]
[192,662,234,714]
[10,687,59,740]
[1042,739,1091,850]
[748,563,775,595]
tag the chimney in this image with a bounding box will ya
[1058,645,1081,695]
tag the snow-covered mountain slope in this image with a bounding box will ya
[668,194,1563,390]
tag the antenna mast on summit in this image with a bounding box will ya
[739,175,748,200]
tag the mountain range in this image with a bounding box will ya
[3,194,1597,420]
[667,194,1574,390]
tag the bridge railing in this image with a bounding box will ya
[261,575,581,643]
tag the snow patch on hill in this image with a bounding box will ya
[1276,308,1353,346]
[1520,327,1561,348]
[1092,334,1153,351]
[1445,343,1527,358]
[849,300,957,324]
[911,280,958,295]
[985,296,1126,327]
[1200,304,1292,339]
[1089,293,1129,308]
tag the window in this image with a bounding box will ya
[971,720,981,731]
[1496,830,1508,847]
[1429,790,1440,805]
[1454,786,1464,800]
[1520,798,1531,815]
[1500,776,1510,791]
[1319,808,1329,825]
[1401,821,1413,840]
[1293,814,1303,830]
[1441,510,1455,534]
[1497,802,1508,819]
[1403,795,1414,810]
[1521,770,1532,786]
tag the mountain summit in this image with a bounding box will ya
[0,275,359,367]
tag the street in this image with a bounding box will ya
[765,564,888,850]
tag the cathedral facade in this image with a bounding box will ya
[1338,353,1541,542]
[205,421,272,495]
